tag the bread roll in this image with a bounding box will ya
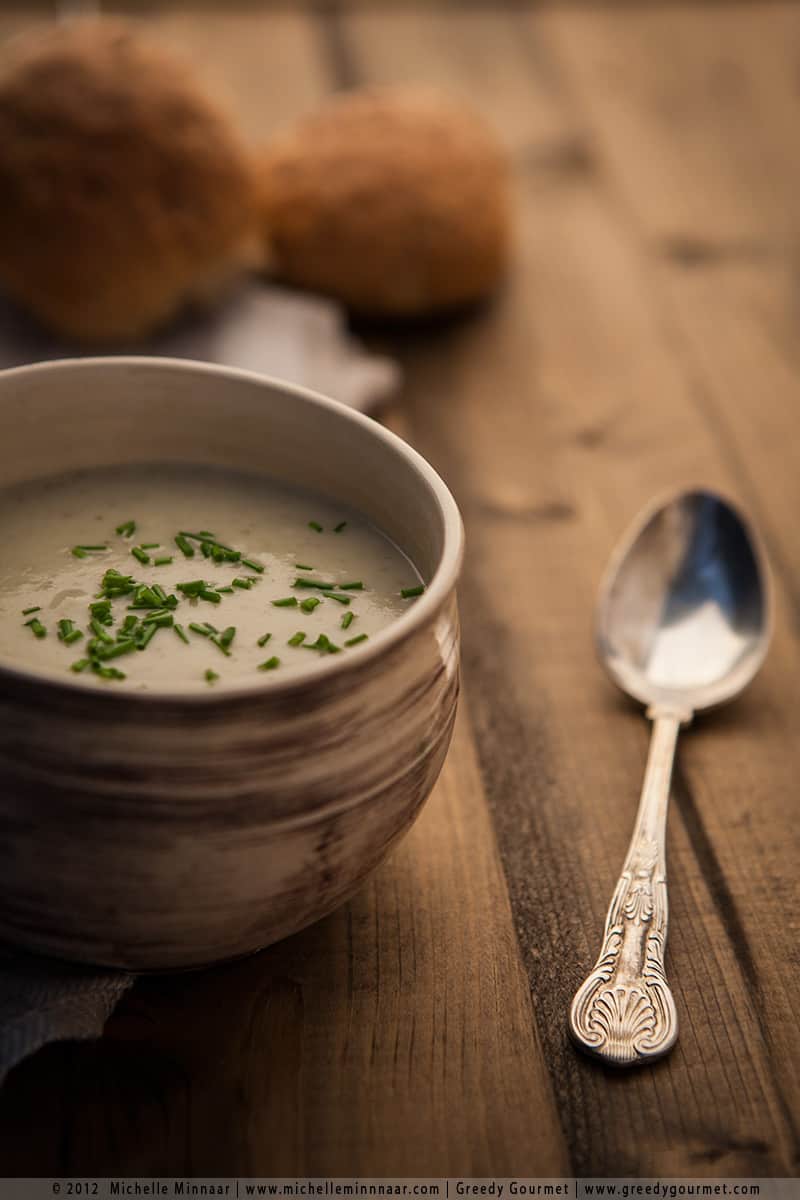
[0,20,260,341]
[259,87,511,317]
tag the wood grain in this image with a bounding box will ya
[0,0,798,1179]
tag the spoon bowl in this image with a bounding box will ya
[569,488,771,1067]
[597,489,771,714]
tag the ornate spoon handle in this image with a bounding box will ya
[569,711,685,1066]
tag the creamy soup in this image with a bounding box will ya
[0,464,424,691]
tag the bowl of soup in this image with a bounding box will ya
[0,357,463,969]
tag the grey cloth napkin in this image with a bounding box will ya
[0,280,400,1088]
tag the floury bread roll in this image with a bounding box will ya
[0,20,260,341]
[259,87,511,317]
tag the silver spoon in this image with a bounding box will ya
[569,488,772,1067]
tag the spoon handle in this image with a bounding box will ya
[569,711,684,1066]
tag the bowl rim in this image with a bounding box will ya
[0,355,464,704]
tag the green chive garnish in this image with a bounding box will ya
[76,544,107,552]
[304,633,341,654]
[115,520,136,537]
[71,658,90,673]
[272,597,298,608]
[131,546,150,565]
[174,623,190,644]
[177,580,205,597]
[334,521,347,533]
[345,634,368,647]
[154,556,173,566]
[204,669,219,684]
[219,626,236,649]
[21,606,40,615]
[141,543,160,550]
[137,623,158,650]
[199,587,222,604]
[189,623,211,637]
[90,619,113,643]
[300,596,321,613]
[293,578,335,590]
[175,534,195,558]
[25,617,46,638]
[339,581,363,590]
[257,632,272,647]
[232,577,253,590]
[241,558,264,573]
[100,640,137,661]
[259,656,280,670]
[216,586,234,594]
[401,585,425,598]
[121,615,138,634]
[295,564,314,571]
[288,631,307,646]
[341,611,355,630]
[63,629,83,646]
[93,665,125,681]
[325,593,351,605]
[308,521,323,533]
[142,612,173,629]
[58,618,74,641]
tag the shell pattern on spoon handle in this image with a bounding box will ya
[569,711,686,1067]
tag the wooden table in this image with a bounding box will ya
[1,0,798,1179]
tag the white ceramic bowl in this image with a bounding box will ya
[0,357,463,969]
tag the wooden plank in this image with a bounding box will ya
[535,0,800,1151]
[339,3,800,1175]
[0,2,567,1177]
[0,709,568,1176]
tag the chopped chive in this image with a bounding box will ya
[100,639,137,660]
[293,577,335,590]
[71,547,87,558]
[57,618,74,640]
[131,546,150,565]
[204,669,219,684]
[209,636,231,657]
[200,540,213,558]
[401,585,425,599]
[90,619,114,643]
[137,623,158,650]
[216,586,234,594]
[121,614,138,634]
[345,634,368,647]
[341,611,355,630]
[141,543,160,550]
[339,581,363,590]
[89,599,113,624]
[199,588,222,604]
[63,629,83,646]
[288,631,307,646]
[220,626,236,649]
[272,597,298,608]
[241,558,264,573]
[141,612,173,629]
[75,544,107,552]
[202,621,219,634]
[257,632,272,647]
[71,658,90,673]
[174,534,195,558]
[93,664,126,680]
[259,656,280,670]
[25,617,46,638]
[295,564,314,571]
[21,606,40,615]
[174,623,190,644]
[189,623,211,637]
[178,530,216,541]
[325,593,351,605]
[154,556,173,566]
[176,580,205,597]
[115,520,136,537]
[304,633,341,654]
[232,577,253,590]
[300,596,321,613]
[151,584,168,603]
[308,521,323,533]
[334,521,347,533]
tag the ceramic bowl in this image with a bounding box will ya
[0,357,463,970]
